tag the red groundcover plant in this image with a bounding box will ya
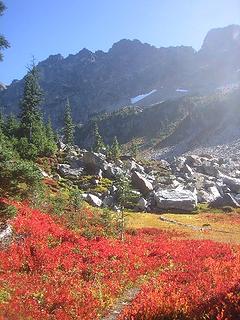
[0,199,239,319]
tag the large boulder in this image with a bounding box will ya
[102,195,115,208]
[235,194,240,203]
[58,164,84,179]
[125,160,145,173]
[82,152,108,172]
[136,197,148,211]
[197,185,221,203]
[65,155,83,169]
[86,194,102,207]
[221,175,240,193]
[131,171,153,195]
[209,193,240,209]
[154,189,197,212]
[200,163,220,178]
[104,163,123,179]
[185,155,203,167]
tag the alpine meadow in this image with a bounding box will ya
[0,1,240,319]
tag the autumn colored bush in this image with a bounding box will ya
[0,199,239,320]
[119,240,240,320]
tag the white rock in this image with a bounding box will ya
[154,189,197,212]
[131,171,153,195]
[86,194,102,207]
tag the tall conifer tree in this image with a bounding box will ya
[20,61,43,142]
[93,122,105,152]
[63,98,75,145]
[110,136,121,160]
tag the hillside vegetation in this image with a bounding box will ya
[76,87,240,159]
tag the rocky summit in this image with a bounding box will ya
[0,25,240,128]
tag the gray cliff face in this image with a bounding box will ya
[0,25,240,127]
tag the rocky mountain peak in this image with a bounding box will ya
[201,24,240,53]
[76,48,93,57]
[65,48,96,64]
[1,25,239,127]
[40,54,63,64]
[109,39,153,54]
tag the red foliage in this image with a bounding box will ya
[0,199,239,319]
[119,240,240,319]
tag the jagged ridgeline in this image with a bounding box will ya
[0,25,239,128]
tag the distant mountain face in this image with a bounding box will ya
[75,85,240,159]
[0,25,240,127]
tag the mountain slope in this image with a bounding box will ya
[76,85,240,159]
[1,25,240,127]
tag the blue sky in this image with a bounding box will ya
[1,0,240,84]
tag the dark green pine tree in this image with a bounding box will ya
[4,113,19,138]
[115,174,137,241]
[20,61,43,142]
[46,117,55,140]
[93,122,105,153]
[129,141,138,158]
[44,117,57,155]
[110,136,121,160]
[0,1,10,61]
[63,98,75,145]
[0,111,4,131]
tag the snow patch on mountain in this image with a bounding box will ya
[176,89,189,93]
[131,89,157,104]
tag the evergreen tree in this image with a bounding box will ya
[115,174,136,241]
[46,117,55,141]
[69,186,82,212]
[93,122,105,153]
[129,141,138,158]
[63,98,74,145]
[20,61,43,142]
[0,111,4,131]
[4,113,19,138]
[109,136,121,160]
[44,117,57,156]
[115,174,136,210]
[31,119,49,155]
[0,128,41,197]
[19,61,57,158]
[0,1,10,61]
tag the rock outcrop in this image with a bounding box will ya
[55,144,240,213]
[209,193,240,209]
[154,189,197,212]
[131,171,153,195]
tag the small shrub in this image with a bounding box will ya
[16,137,38,160]
[50,194,68,216]
[0,202,17,219]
